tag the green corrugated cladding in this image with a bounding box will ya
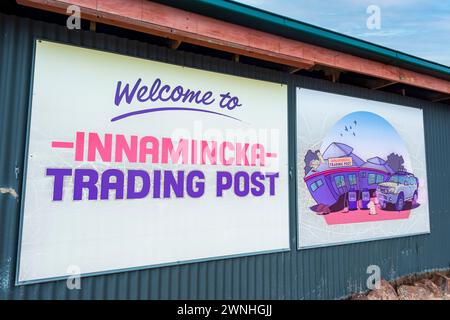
[1,12,450,300]
[152,0,450,80]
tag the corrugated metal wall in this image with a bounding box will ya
[1,12,449,300]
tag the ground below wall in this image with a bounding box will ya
[348,270,450,300]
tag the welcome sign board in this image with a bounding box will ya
[17,40,289,284]
[296,88,430,249]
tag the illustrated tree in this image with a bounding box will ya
[386,153,405,172]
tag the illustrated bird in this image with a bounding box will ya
[345,126,348,131]
[353,132,356,136]
[354,120,357,126]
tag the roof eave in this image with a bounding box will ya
[153,0,450,81]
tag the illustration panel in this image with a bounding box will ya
[297,88,430,249]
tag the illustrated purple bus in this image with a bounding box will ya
[304,142,394,212]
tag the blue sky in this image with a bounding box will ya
[320,111,412,171]
[235,0,450,66]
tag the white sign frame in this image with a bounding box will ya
[296,88,430,250]
[16,39,290,285]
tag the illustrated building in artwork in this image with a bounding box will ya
[304,142,394,210]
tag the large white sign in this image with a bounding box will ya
[297,88,430,249]
[17,40,289,284]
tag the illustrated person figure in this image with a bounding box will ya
[368,201,377,215]
[309,159,320,171]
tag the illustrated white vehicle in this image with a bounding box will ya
[376,172,419,211]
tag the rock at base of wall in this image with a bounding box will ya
[397,283,437,300]
[366,280,398,300]
[415,279,443,298]
[350,293,369,300]
[348,272,450,300]
[432,273,450,294]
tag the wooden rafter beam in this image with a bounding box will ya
[169,39,182,50]
[372,81,398,90]
[432,96,450,103]
[288,66,304,74]
[89,20,96,32]
[322,68,342,83]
